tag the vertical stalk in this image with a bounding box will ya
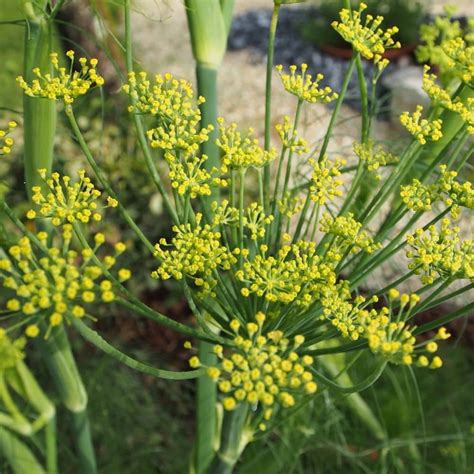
[22,1,56,197]
[185,4,234,471]
[208,404,252,474]
[263,4,281,210]
[45,416,57,474]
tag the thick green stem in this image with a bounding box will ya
[45,415,57,474]
[208,404,252,474]
[70,409,96,474]
[263,4,281,210]
[22,3,56,197]
[0,426,45,474]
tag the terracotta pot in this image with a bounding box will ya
[320,43,417,60]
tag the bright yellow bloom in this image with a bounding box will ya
[216,118,276,170]
[400,105,443,145]
[16,51,104,104]
[276,64,338,104]
[0,332,25,370]
[332,3,400,65]
[0,229,128,337]
[308,156,345,205]
[353,140,398,180]
[28,169,116,226]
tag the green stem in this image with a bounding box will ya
[70,409,96,474]
[45,415,57,474]
[263,3,281,210]
[208,404,252,474]
[0,426,45,474]
[123,0,179,225]
[73,319,204,380]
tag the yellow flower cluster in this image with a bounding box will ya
[332,2,400,67]
[211,200,240,227]
[320,212,381,254]
[165,152,227,198]
[16,51,104,104]
[216,118,276,170]
[26,169,117,226]
[123,72,211,154]
[321,288,448,368]
[400,105,443,145]
[277,192,305,218]
[422,66,474,135]
[401,165,474,217]
[152,214,237,295]
[236,241,336,306]
[0,330,25,371]
[275,116,309,154]
[442,37,474,86]
[276,64,338,104]
[0,121,17,156]
[406,219,473,284]
[0,229,130,337]
[191,313,317,429]
[308,156,345,205]
[244,203,274,241]
[359,290,447,368]
[353,140,398,180]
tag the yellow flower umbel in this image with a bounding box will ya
[192,313,317,431]
[123,72,211,154]
[308,156,345,205]
[320,213,381,254]
[332,2,400,67]
[353,140,398,180]
[236,241,336,306]
[276,116,309,155]
[400,105,443,145]
[165,152,227,199]
[406,219,473,284]
[26,169,118,226]
[0,228,130,337]
[152,213,237,296]
[0,120,17,156]
[16,51,104,105]
[216,118,276,170]
[358,291,448,368]
[244,203,274,241]
[276,64,338,104]
[401,165,474,217]
[442,37,474,86]
[422,66,474,135]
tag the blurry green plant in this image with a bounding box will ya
[0,1,473,473]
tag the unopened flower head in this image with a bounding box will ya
[16,50,104,104]
[152,214,237,295]
[0,229,130,337]
[308,156,345,205]
[400,105,443,145]
[277,192,305,218]
[124,71,211,154]
[332,3,400,64]
[244,203,274,241]
[216,118,276,170]
[27,169,117,226]
[192,312,317,428]
[0,120,17,156]
[276,64,338,104]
